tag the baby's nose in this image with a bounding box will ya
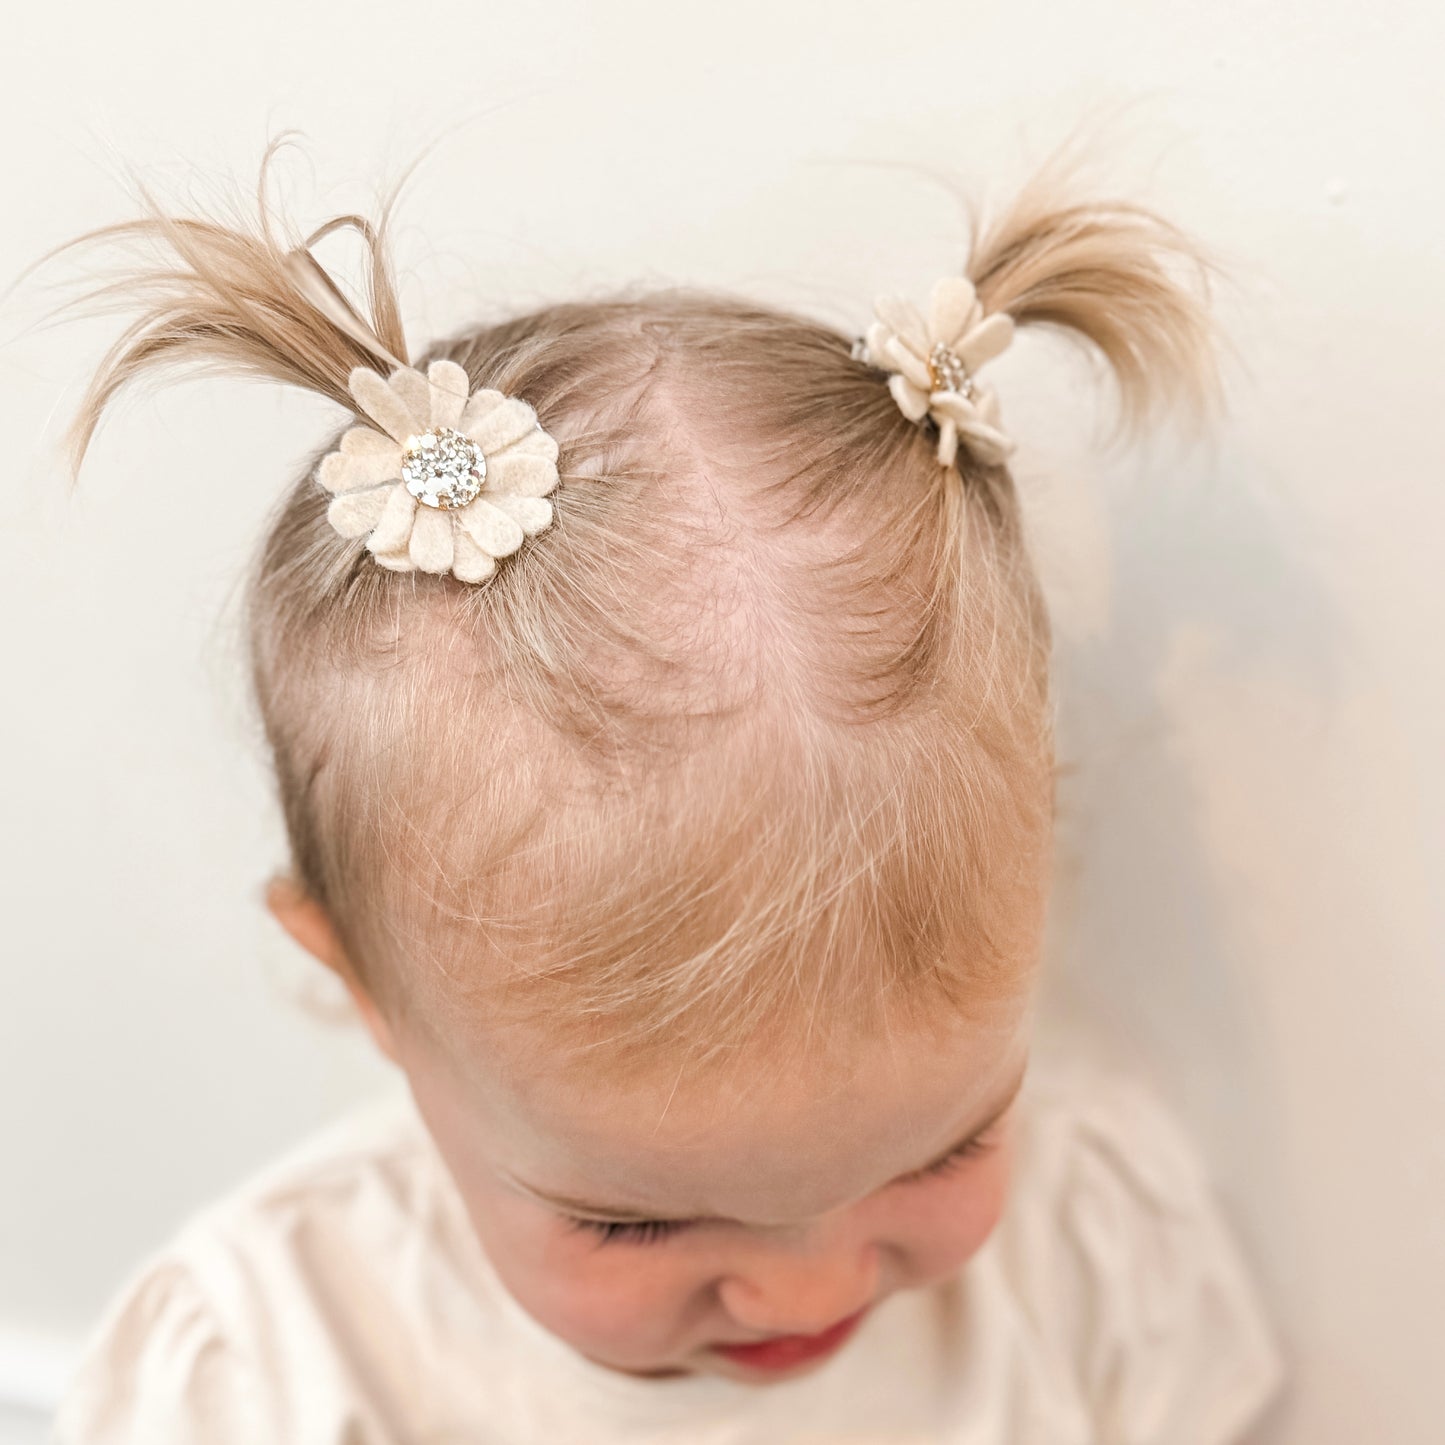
[717,1230,879,1339]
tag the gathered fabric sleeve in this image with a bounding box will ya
[51,1256,280,1445]
[1056,1073,1288,1444]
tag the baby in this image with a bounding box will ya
[45,136,1285,1443]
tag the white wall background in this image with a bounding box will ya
[2,2,1441,1441]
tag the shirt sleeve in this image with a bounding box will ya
[51,1256,280,1445]
[1047,1072,1289,1445]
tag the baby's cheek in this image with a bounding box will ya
[891,1138,1017,1284]
[487,1212,700,1363]
[540,1241,690,1345]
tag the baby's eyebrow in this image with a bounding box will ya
[511,1064,1029,1225]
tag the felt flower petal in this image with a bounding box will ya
[387,367,432,435]
[931,390,1014,464]
[327,484,393,538]
[427,360,470,430]
[455,498,525,558]
[348,367,425,443]
[372,549,415,572]
[932,385,1004,431]
[339,426,402,461]
[459,387,507,436]
[408,504,455,574]
[863,320,895,362]
[483,451,560,499]
[961,426,1015,465]
[888,373,931,422]
[502,428,560,463]
[879,336,933,393]
[452,529,498,584]
[465,397,541,454]
[318,447,402,494]
[937,419,960,469]
[367,482,420,555]
[956,312,1016,374]
[873,296,929,357]
[481,492,554,535]
[928,390,989,426]
[928,276,983,348]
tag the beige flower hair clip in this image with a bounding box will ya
[853,275,1017,468]
[316,358,560,584]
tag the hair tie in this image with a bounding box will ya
[316,358,560,584]
[852,275,1017,468]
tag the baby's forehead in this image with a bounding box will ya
[430,996,1033,1223]
[490,977,1023,1107]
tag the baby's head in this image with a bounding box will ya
[56,138,1220,1383]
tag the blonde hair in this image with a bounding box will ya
[44,134,1224,1083]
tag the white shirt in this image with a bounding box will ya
[53,1055,1287,1444]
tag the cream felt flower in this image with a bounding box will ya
[316,358,560,584]
[860,275,1017,469]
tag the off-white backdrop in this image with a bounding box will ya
[2,3,1441,1442]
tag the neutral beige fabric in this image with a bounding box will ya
[52,1054,1286,1444]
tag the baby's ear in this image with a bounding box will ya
[263,875,399,1065]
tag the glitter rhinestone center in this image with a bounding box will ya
[401,427,486,510]
[928,343,977,399]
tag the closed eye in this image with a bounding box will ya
[564,1128,1001,1247]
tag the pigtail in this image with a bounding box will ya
[27,131,414,487]
[964,149,1227,449]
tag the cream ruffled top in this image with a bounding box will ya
[52,1054,1287,1444]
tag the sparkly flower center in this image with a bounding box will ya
[928,343,976,399]
[401,427,486,510]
